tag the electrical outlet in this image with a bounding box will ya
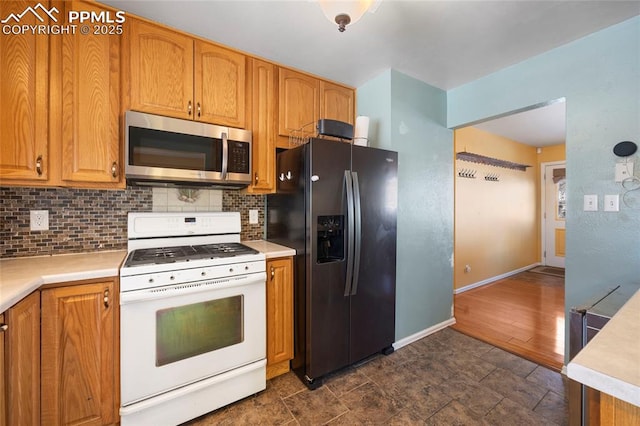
[615,162,633,182]
[249,209,259,225]
[30,210,49,231]
[464,264,471,273]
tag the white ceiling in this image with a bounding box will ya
[103,0,639,145]
[473,100,566,147]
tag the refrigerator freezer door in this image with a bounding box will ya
[307,139,352,380]
[349,145,397,363]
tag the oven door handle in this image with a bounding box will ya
[120,272,266,304]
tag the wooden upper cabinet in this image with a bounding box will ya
[195,41,246,127]
[127,20,247,127]
[5,291,40,426]
[41,280,117,426]
[246,58,277,193]
[128,19,194,119]
[60,1,122,186]
[278,68,319,138]
[320,81,355,126]
[0,0,49,182]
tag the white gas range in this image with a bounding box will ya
[119,212,266,426]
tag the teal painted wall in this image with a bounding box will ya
[448,17,640,361]
[358,70,454,340]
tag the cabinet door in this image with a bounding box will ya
[320,81,355,126]
[5,291,40,426]
[60,1,122,186]
[128,20,193,119]
[0,0,49,182]
[247,58,276,193]
[0,312,4,426]
[278,68,319,138]
[266,257,294,379]
[195,41,246,127]
[41,281,117,426]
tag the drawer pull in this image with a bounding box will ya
[0,324,8,332]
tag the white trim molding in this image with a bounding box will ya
[454,263,540,294]
[393,317,457,350]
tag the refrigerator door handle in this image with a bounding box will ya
[350,171,362,296]
[344,170,355,297]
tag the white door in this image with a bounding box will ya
[543,163,566,268]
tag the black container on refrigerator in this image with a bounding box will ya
[267,138,398,389]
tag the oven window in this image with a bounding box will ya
[129,126,222,172]
[156,295,243,366]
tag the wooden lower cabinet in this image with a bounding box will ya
[41,279,118,426]
[5,291,41,426]
[266,257,294,380]
[0,313,4,426]
[600,392,640,425]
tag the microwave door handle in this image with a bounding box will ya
[221,132,228,180]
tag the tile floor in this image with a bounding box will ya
[183,327,568,425]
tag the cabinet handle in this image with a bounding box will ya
[188,100,192,116]
[0,324,7,332]
[103,289,109,308]
[197,102,201,117]
[270,266,275,280]
[111,162,118,178]
[36,155,43,176]
[254,172,259,183]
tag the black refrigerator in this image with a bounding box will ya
[267,138,397,389]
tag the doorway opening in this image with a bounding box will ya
[451,99,566,371]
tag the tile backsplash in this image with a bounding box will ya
[1,186,265,258]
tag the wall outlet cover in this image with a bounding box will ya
[30,210,49,231]
[249,209,259,224]
[615,162,633,182]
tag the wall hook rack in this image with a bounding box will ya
[456,151,531,171]
[485,173,500,182]
[458,169,476,179]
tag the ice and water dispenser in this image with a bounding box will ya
[317,215,344,263]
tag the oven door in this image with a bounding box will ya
[120,272,266,406]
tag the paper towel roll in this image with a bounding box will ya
[354,116,369,146]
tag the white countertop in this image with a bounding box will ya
[242,240,296,259]
[0,250,127,313]
[0,241,294,313]
[567,288,640,407]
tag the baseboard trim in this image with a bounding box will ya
[393,317,457,350]
[454,263,541,294]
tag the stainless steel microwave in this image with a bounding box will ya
[125,111,252,188]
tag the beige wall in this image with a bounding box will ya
[454,127,549,290]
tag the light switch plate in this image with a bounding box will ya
[583,195,598,211]
[604,194,620,212]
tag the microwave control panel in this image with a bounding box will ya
[228,141,250,174]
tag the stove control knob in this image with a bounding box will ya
[148,278,154,284]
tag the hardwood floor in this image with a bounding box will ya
[452,270,565,371]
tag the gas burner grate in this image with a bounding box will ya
[124,243,259,267]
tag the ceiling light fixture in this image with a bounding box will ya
[318,0,380,32]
